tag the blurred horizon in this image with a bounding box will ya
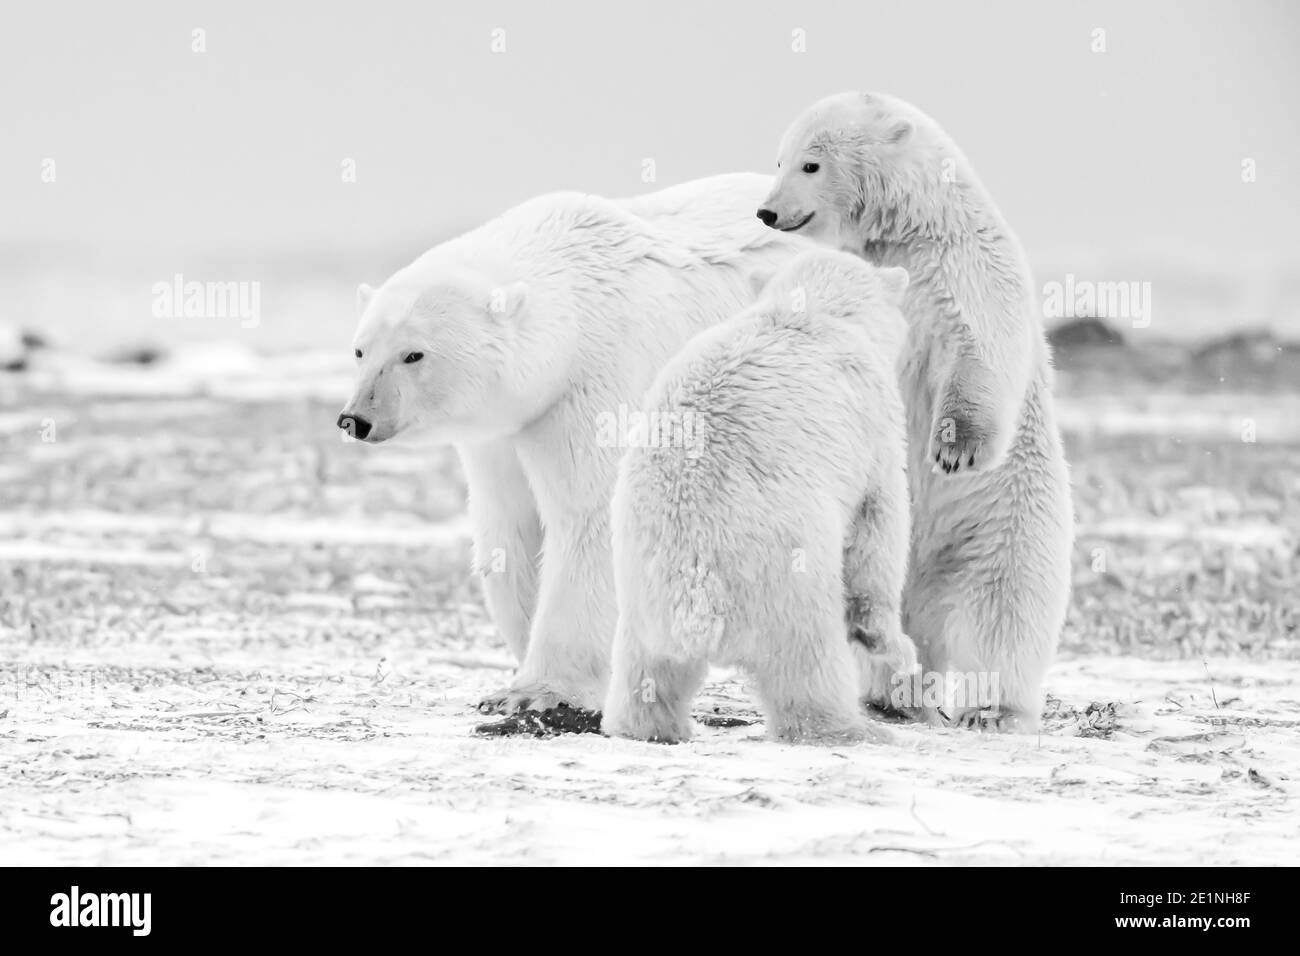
[1,0,1297,351]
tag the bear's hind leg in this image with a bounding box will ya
[603,617,707,744]
[843,471,919,713]
[917,587,1054,734]
[916,412,1071,735]
[753,611,889,746]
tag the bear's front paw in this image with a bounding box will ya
[851,632,920,717]
[476,681,604,735]
[477,685,571,716]
[474,702,603,738]
[929,412,994,475]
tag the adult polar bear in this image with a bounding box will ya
[339,174,801,719]
[757,93,1073,732]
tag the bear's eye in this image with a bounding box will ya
[802,162,820,174]
[403,352,424,364]
[354,349,362,359]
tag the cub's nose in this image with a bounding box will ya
[756,208,778,228]
[337,413,372,440]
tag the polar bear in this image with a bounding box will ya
[602,249,918,745]
[339,174,800,720]
[757,93,1074,732]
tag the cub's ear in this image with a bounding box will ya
[885,120,913,145]
[878,266,910,305]
[487,281,527,319]
[356,283,376,315]
[746,268,774,298]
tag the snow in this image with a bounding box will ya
[1,343,1296,865]
[0,510,470,551]
[2,651,1295,866]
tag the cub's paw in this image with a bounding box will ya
[935,706,1037,734]
[851,637,920,717]
[774,716,893,747]
[929,413,994,475]
[847,605,920,715]
[602,711,693,744]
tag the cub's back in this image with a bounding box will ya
[631,311,899,516]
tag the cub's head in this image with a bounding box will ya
[757,92,952,247]
[338,269,548,444]
[753,249,909,324]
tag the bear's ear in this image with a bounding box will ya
[878,266,910,305]
[356,283,376,315]
[487,281,527,319]
[746,268,774,298]
[885,120,913,146]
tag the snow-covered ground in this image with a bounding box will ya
[3,652,1296,866]
[1,348,1296,865]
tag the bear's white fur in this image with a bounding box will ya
[759,92,1073,731]
[602,250,918,744]
[341,174,800,714]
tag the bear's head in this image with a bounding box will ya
[339,269,559,444]
[757,92,955,247]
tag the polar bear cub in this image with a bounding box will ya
[603,249,918,745]
[757,92,1074,732]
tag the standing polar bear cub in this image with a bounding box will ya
[603,250,918,745]
[758,92,1073,731]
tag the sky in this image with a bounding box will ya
[2,0,1297,270]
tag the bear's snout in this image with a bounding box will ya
[756,208,778,228]
[337,412,372,441]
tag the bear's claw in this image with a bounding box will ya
[929,404,997,475]
[939,707,1028,733]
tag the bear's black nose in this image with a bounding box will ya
[338,413,372,440]
[756,208,778,228]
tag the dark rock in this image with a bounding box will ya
[1047,317,1126,349]
[106,345,167,366]
[1192,329,1282,363]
